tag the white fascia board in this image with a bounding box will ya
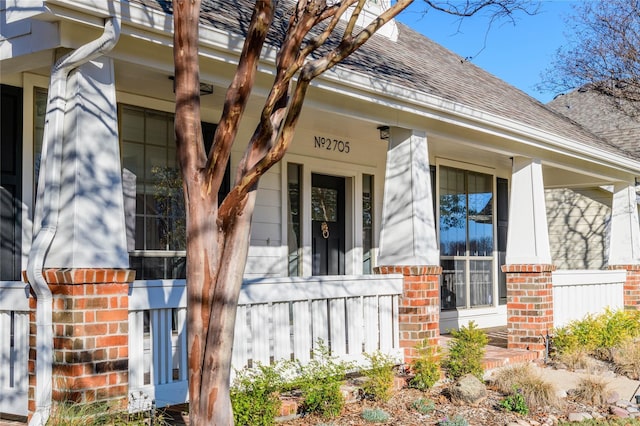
[44,0,640,177]
[3,0,47,24]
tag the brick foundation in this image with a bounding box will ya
[502,264,555,356]
[26,268,134,419]
[374,265,442,362]
[608,264,640,310]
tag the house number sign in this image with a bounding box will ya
[313,136,351,154]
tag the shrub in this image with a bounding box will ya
[361,351,397,402]
[361,408,391,423]
[409,340,441,391]
[572,376,610,406]
[292,341,351,418]
[437,415,469,426]
[411,397,435,414]
[612,338,640,379]
[230,363,285,426]
[491,364,559,410]
[444,321,488,380]
[500,388,529,415]
[552,309,640,362]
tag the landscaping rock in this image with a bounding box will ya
[448,374,487,405]
[610,405,630,418]
[567,412,590,422]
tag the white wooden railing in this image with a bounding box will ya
[128,274,404,410]
[0,281,30,418]
[552,269,626,328]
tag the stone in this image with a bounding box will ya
[554,389,567,399]
[568,413,589,422]
[529,420,541,426]
[629,406,639,413]
[610,405,630,418]
[607,391,621,404]
[448,374,487,405]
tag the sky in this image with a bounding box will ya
[395,0,582,104]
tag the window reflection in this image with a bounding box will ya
[439,166,495,310]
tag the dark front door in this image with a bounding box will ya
[312,174,345,275]
[1,85,23,280]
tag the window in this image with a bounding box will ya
[439,166,494,309]
[120,105,229,279]
[362,174,374,274]
[287,163,302,276]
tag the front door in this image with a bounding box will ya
[311,174,345,275]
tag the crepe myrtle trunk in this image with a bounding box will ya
[172,0,531,424]
[185,190,256,425]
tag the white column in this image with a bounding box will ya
[378,128,438,266]
[608,183,640,265]
[45,56,128,268]
[505,157,552,265]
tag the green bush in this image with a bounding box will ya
[500,388,529,415]
[361,351,396,402]
[444,321,488,380]
[230,363,285,426]
[291,341,351,418]
[361,408,391,423]
[552,309,640,361]
[437,415,469,426]
[409,340,441,390]
[411,397,435,414]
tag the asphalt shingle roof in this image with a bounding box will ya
[548,88,640,160]
[132,0,635,161]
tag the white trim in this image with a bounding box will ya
[552,269,627,286]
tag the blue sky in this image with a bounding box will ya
[396,0,582,104]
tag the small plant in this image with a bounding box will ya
[361,351,397,402]
[361,407,391,423]
[572,375,610,406]
[409,340,441,390]
[437,415,469,426]
[612,338,640,379]
[46,400,167,426]
[292,341,352,418]
[230,362,285,426]
[444,321,488,380]
[500,388,529,415]
[490,364,559,410]
[411,397,435,414]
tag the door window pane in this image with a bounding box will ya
[312,187,338,222]
[439,166,498,310]
[468,172,493,256]
[441,259,466,310]
[440,167,467,256]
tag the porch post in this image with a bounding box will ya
[607,183,640,310]
[28,270,133,410]
[27,56,133,419]
[502,157,554,355]
[375,128,440,361]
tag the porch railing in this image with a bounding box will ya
[128,274,404,410]
[0,281,30,418]
[552,269,626,328]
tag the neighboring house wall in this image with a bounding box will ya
[546,187,611,269]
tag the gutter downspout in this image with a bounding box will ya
[27,17,120,426]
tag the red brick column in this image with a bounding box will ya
[27,268,134,418]
[608,265,640,310]
[502,264,555,355]
[374,265,442,362]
